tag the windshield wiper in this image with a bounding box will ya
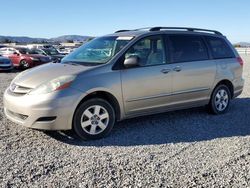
[64,61,81,66]
[63,61,104,66]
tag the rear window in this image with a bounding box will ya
[168,35,209,63]
[205,36,235,59]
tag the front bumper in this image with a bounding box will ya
[3,87,83,130]
[31,61,51,67]
[0,65,13,71]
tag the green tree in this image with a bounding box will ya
[3,39,12,43]
[67,40,74,43]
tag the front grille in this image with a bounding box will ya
[7,110,28,120]
[10,83,32,94]
[0,60,10,64]
[0,66,12,69]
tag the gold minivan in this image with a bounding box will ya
[3,27,244,140]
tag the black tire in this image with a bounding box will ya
[19,59,29,69]
[73,98,115,140]
[208,84,231,115]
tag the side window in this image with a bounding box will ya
[168,35,209,63]
[206,36,235,59]
[125,36,166,66]
[8,49,16,54]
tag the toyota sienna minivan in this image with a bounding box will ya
[3,27,244,140]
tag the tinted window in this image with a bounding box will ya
[125,35,165,66]
[168,35,209,63]
[16,48,29,54]
[206,36,235,59]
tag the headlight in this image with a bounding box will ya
[28,75,76,95]
[30,57,39,61]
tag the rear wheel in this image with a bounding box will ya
[208,84,231,114]
[19,60,29,69]
[73,98,115,140]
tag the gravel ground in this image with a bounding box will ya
[0,55,250,187]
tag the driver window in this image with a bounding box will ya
[125,36,166,66]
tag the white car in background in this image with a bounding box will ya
[57,47,74,54]
[0,47,17,56]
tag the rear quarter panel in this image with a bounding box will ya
[213,58,243,95]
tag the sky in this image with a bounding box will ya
[0,0,250,43]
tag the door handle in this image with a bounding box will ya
[161,69,171,74]
[173,66,182,72]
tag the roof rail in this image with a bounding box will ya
[149,27,222,35]
[115,30,131,33]
[114,27,222,35]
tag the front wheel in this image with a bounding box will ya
[73,98,115,140]
[208,84,231,114]
[19,60,30,69]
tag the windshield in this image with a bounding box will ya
[62,36,132,65]
[29,49,47,55]
[17,48,30,54]
[16,48,47,55]
[43,48,59,55]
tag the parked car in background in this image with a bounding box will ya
[0,45,6,49]
[0,55,13,71]
[28,48,64,63]
[40,48,65,62]
[57,46,74,54]
[3,27,244,140]
[0,47,52,69]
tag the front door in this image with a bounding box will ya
[121,35,173,116]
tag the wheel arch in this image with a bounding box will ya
[19,58,30,68]
[212,79,234,99]
[74,90,121,121]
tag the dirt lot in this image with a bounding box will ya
[0,55,249,187]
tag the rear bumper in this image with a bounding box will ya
[233,78,244,98]
[3,87,83,130]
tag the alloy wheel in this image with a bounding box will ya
[80,105,109,135]
[214,89,229,112]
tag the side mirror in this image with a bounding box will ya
[13,52,20,56]
[124,55,139,68]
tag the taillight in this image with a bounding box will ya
[237,57,244,66]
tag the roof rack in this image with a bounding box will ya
[115,27,222,35]
[115,30,131,33]
[149,27,222,35]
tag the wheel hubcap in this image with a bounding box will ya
[22,61,29,68]
[215,89,229,111]
[80,105,109,135]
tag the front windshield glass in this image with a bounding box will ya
[43,48,59,55]
[29,49,46,55]
[17,48,29,54]
[62,36,132,65]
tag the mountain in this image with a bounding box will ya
[0,35,92,43]
[234,42,250,47]
[50,35,91,43]
[0,36,48,43]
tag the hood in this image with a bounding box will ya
[14,63,92,88]
[0,56,10,61]
[23,54,47,58]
